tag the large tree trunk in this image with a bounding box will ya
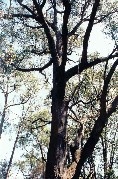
[45,65,68,178]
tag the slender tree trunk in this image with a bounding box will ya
[103,128,108,179]
[0,84,8,139]
[5,126,21,178]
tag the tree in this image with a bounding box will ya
[1,0,118,178]
[14,109,51,178]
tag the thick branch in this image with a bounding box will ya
[81,0,100,64]
[72,116,108,178]
[65,54,118,82]
[107,95,118,117]
[72,58,118,179]
[30,1,57,62]
[32,0,46,24]
[40,0,46,9]
[62,0,71,66]
[32,0,41,13]
[100,58,118,112]
[68,19,86,37]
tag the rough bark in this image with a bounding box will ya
[45,64,68,178]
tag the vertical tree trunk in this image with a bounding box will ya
[0,82,9,139]
[5,125,21,178]
[103,128,108,179]
[45,65,68,178]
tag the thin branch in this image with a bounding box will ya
[68,19,88,37]
[6,125,21,178]
[12,1,57,63]
[32,117,51,124]
[23,23,43,29]
[45,20,56,32]
[0,85,9,139]
[30,49,50,55]
[22,48,50,56]
[16,1,36,16]
[68,106,79,122]
[107,95,118,117]
[32,0,41,13]
[33,133,46,162]
[94,10,118,24]
[68,0,90,37]
[31,122,51,129]
[12,1,42,23]
[109,131,117,170]
[6,96,31,109]
[11,58,53,72]
[12,13,34,19]
[39,142,46,162]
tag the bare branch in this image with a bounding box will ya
[30,49,50,55]
[46,20,56,32]
[72,58,118,179]
[6,96,31,109]
[32,117,51,124]
[40,0,46,9]
[94,10,118,24]
[81,0,100,64]
[16,1,36,16]
[12,13,34,19]
[62,0,71,66]
[31,122,51,129]
[107,95,118,117]
[100,58,118,112]
[23,23,43,29]
[65,53,118,82]
[32,0,45,24]
[11,58,53,72]
[68,19,87,37]
[68,0,91,37]
[68,8,118,36]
